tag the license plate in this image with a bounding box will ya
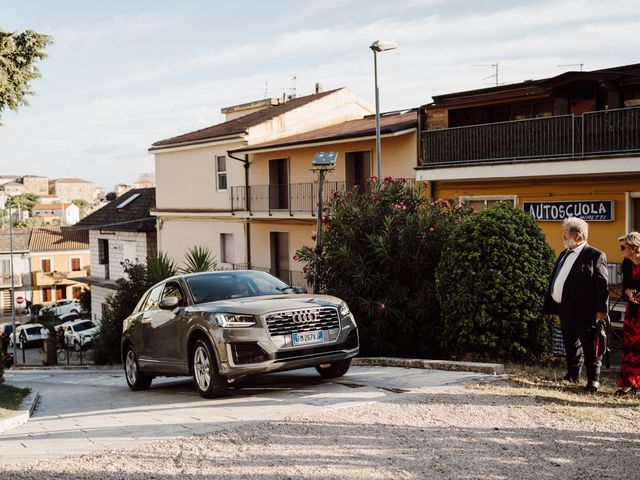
[292,330,324,346]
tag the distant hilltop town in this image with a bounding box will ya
[0,173,155,227]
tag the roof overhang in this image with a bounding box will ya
[148,135,246,154]
[230,128,417,155]
[416,155,640,182]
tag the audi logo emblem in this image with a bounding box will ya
[292,312,317,323]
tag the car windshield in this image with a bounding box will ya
[73,321,95,332]
[185,271,295,304]
[26,327,41,335]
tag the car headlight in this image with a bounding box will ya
[339,302,350,317]
[215,313,256,328]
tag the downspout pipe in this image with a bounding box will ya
[228,151,251,269]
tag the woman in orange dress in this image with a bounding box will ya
[616,232,640,396]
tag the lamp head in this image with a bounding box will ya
[370,40,397,52]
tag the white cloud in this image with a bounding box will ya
[1,0,639,189]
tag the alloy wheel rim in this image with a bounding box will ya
[194,346,211,391]
[126,350,137,385]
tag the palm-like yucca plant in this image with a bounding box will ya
[181,245,218,273]
[146,252,178,285]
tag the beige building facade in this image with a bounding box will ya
[151,88,374,269]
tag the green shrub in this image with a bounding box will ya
[78,288,91,314]
[181,245,218,273]
[436,202,556,362]
[297,178,470,358]
[93,261,153,364]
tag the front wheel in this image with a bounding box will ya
[192,339,228,398]
[315,358,352,378]
[124,346,152,391]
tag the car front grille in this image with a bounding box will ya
[265,307,339,336]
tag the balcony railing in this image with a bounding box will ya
[421,105,640,166]
[33,267,90,287]
[0,273,23,288]
[231,179,417,214]
[230,181,347,214]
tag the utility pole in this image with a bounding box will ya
[8,199,17,359]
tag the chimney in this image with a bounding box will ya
[315,82,323,94]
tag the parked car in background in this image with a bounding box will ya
[10,323,47,349]
[62,320,99,351]
[57,312,81,324]
[40,299,80,317]
[121,270,359,398]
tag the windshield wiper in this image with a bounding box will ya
[275,286,296,293]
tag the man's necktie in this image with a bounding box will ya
[552,249,574,285]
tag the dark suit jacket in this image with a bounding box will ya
[543,243,609,330]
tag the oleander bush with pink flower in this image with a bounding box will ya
[296,177,470,358]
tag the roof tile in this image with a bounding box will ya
[150,89,341,150]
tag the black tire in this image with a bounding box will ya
[315,358,352,378]
[191,339,228,398]
[124,346,152,391]
[73,341,82,352]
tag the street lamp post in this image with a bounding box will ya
[369,40,397,180]
[8,199,17,359]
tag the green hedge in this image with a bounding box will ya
[436,202,556,362]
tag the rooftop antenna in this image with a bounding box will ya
[279,74,297,99]
[558,63,584,72]
[471,62,503,86]
[253,80,269,99]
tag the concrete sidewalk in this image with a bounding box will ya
[0,365,496,464]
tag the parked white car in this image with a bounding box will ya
[10,323,47,349]
[63,320,99,351]
[41,299,80,317]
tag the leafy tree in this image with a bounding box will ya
[297,178,470,358]
[71,199,89,217]
[181,245,218,273]
[93,261,153,364]
[436,202,556,363]
[0,29,52,121]
[6,193,39,215]
[78,288,91,315]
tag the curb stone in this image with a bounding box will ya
[0,388,39,434]
[353,357,505,375]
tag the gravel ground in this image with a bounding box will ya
[4,381,640,480]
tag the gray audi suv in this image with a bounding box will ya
[121,270,359,398]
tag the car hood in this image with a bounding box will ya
[190,294,343,315]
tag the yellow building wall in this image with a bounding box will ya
[431,174,640,260]
[249,133,417,185]
[30,250,90,304]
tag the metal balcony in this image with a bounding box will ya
[421,105,640,166]
[230,181,347,214]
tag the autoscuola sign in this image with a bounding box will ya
[523,200,614,221]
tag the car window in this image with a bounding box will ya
[161,281,185,306]
[142,284,164,311]
[186,271,292,304]
[26,327,41,335]
[73,322,95,332]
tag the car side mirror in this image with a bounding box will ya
[293,286,307,294]
[159,296,180,310]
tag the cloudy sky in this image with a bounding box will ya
[1,0,639,190]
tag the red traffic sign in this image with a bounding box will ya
[16,296,24,304]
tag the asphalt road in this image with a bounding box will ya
[1,366,490,465]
